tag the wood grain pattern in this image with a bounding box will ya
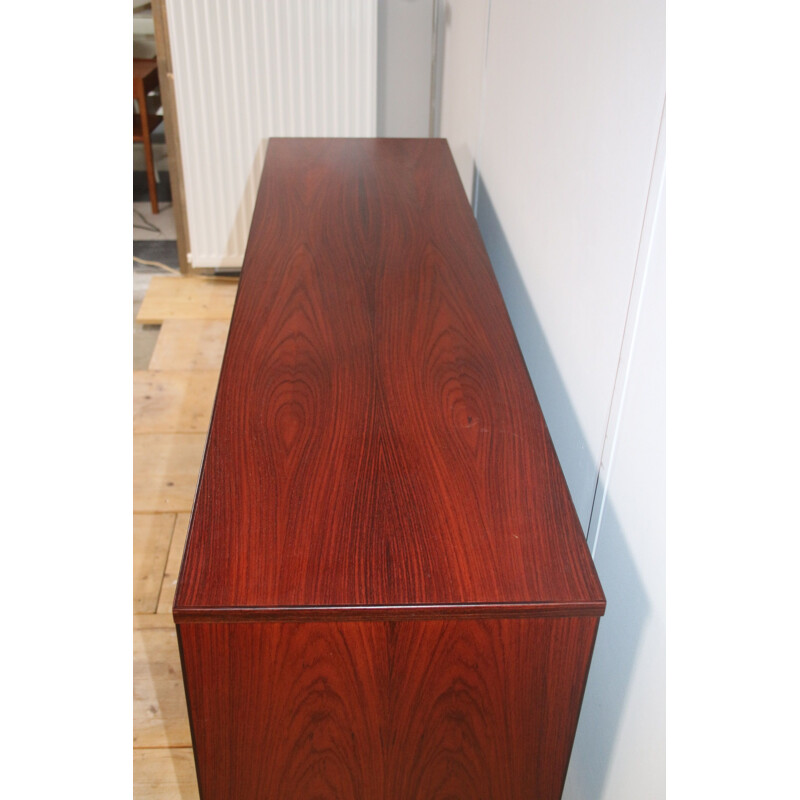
[133,370,219,433]
[136,276,238,324]
[148,320,230,371]
[175,138,604,619]
[151,0,192,274]
[178,617,598,800]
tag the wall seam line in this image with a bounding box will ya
[587,97,667,558]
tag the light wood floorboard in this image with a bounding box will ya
[157,513,191,614]
[148,319,230,371]
[133,433,206,512]
[137,275,238,324]
[133,614,192,749]
[134,514,177,614]
[134,371,219,433]
[134,275,230,795]
[133,748,200,800]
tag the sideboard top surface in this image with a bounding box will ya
[174,138,604,622]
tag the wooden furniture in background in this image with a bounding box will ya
[151,0,192,273]
[174,139,605,800]
[133,58,161,215]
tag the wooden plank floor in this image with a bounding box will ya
[133,433,207,512]
[133,371,219,434]
[148,319,231,372]
[157,513,191,615]
[133,614,193,748]
[134,276,235,798]
[133,514,176,614]
[134,748,200,800]
[136,276,238,324]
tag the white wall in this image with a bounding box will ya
[566,155,665,800]
[438,1,665,797]
[436,0,489,202]
[377,0,434,136]
[473,0,665,528]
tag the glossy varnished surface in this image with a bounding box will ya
[179,617,598,800]
[174,138,604,619]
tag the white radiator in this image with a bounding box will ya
[165,0,378,269]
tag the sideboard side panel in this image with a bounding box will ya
[179,617,598,800]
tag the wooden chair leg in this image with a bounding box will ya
[137,85,159,215]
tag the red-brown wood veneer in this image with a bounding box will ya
[175,138,605,800]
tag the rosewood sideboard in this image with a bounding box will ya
[174,138,605,800]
